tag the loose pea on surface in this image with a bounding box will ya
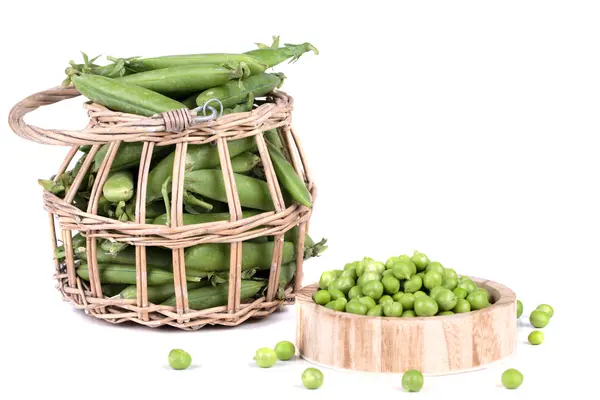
[423,271,443,290]
[302,368,324,390]
[529,310,550,328]
[383,301,403,317]
[274,341,295,361]
[254,347,277,368]
[528,330,544,345]
[453,287,468,300]
[414,296,438,316]
[379,295,394,305]
[382,275,401,295]
[362,280,384,300]
[168,349,192,370]
[367,305,384,316]
[453,299,471,313]
[312,290,331,305]
[501,368,523,389]
[358,296,377,309]
[536,304,554,318]
[516,299,524,318]
[411,250,430,271]
[402,369,424,392]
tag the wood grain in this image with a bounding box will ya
[296,277,516,375]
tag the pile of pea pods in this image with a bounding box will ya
[45,37,325,307]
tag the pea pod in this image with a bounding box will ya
[264,129,283,150]
[116,64,247,97]
[184,242,296,272]
[93,143,174,172]
[114,53,267,76]
[195,73,285,110]
[101,284,129,297]
[146,137,256,203]
[267,141,312,207]
[62,52,129,86]
[152,210,261,226]
[184,170,274,211]
[75,243,172,268]
[161,280,265,309]
[71,74,187,117]
[226,152,261,174]
[119,281,210,303]
[77,263,202,285]
[245,37,319,68]
[103,171,134,203]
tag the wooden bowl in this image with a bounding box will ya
[295,277,517,375]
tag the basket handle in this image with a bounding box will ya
[8,86,81,146]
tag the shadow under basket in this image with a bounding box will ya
[8,87,317,330]
[296,277,517,375]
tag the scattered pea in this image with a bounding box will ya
[402,369,424,392]
[501,368,523,389]
[528,330,544,345]
[530,310,550,328]
[516,299,523,318]
[536,304,554,318]
[274,341,295,361]
[254,347,277,368]
[302,368,324,390]
[168,349,192,370]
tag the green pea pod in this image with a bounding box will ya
[114,53,267,76]
[195,73,285,109]
[161,280,265,309]
[116,64,247,97]
[93,143,174,172]
[266,141,312,208]
[75,244,172,268]
[54,233,86,260]
[245,37,318,68]
[77,263,202,285]
[184,170,274,211]
[264,129,283,150]
[119,281,210,303]
[101,284,129,297]
[146,137,256,203]
[184,241,295,272]
[152,210,261,226]
[71,74,187,117]
[102,171,134,203]
[226,152,261,174]
[62,52,129,86]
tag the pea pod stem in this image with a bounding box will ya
[245,37,318,68]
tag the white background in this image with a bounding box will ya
[1,1,598,398]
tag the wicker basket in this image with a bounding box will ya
[8,86,316,330]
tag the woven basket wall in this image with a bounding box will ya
[8,87,315,330]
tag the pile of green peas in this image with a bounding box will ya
[314,251,492,317]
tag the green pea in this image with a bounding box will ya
[516,299,523,318]
[458,279,478,294]
[466,290,489,310]
[329,276,355,294]
[536,304,554,318]
[346,299,368,315]
[392,262,413,280]
[476,288,491,302]
[413,290,427,298]
[348,286,362,300]
[357,272,381,287]
[382,275,401,295]
[367,305,384,316]
[254,347,277,368]
[332,298,348,312]
[444,268,458,280]
[442,277,458,291]
[434,288,457,311]
[401,310,417,318]
[328,289,345,301]
[344,261,360,270]
[392,291,405,302]
[438,311,454,316]
[319,271,337,290]
[411,251,430,271]
[414,296,438,316]
[423,271,443,290]
[383,301,403,317]
[501,368,523,390]
[402,369,424,392]
[324,301,335,309]
[361,261,383,275]
[385,256,401,270]
[453,299,471,313]
[274,341,295,361]
[529,310,550,328]
[400,293,415,310]
[302,367,324,390]
[378,295,394,305]
[312,290,331,305]
[332,269,343,278]
[341,267,358,280]
[416,272,426,280]
[429,286,444,300]
[403,275,423,293]
[358,296,377,309]
[453,287,468,300]
[168,349,192,370]
[398,255,412,263]
[362,280,384,300]
[382,269,395,278]
[528,330,544,345]
[425,261,444,275]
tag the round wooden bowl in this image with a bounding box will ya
[295,277,517,375]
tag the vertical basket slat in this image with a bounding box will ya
[134,142,154,321]
[216,138,243,313]
[61,229,77,299]
[294,222,307,292]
